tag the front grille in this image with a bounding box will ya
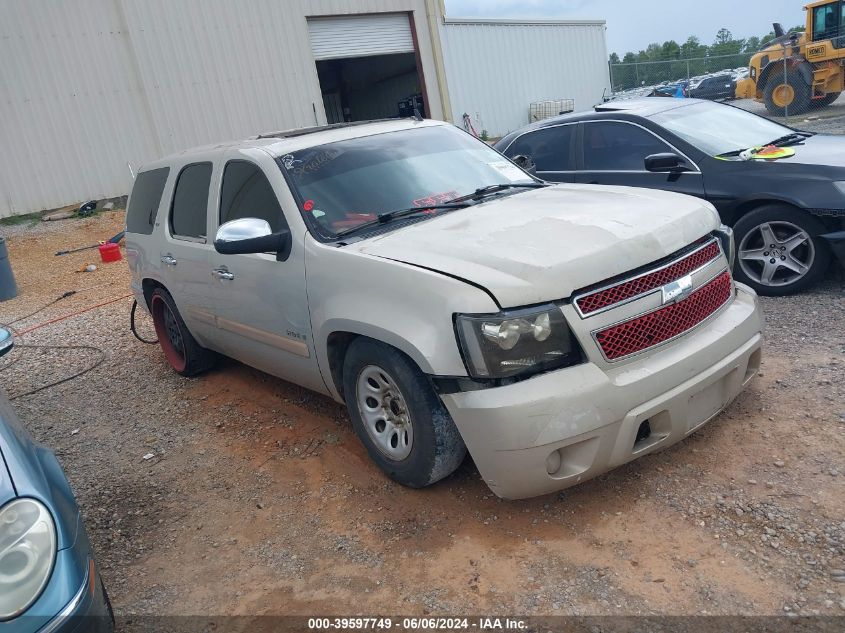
[594,271,732,361]
[575,240,721,316]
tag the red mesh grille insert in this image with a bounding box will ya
[576,241,721,315]
[595,271,732,361]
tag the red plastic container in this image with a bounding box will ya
[98,242,122,263]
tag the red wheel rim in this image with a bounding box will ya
[151,295,187,373]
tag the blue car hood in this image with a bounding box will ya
[0,388,79,550]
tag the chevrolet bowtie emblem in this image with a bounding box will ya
[661,275,694,305]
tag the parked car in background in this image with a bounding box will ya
[126,118,762,500]
[495,98,845,296]
[0,328,113,632]
[689,73,736,101]
[649,82,686,98]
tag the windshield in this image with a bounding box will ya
[278,125,534,237]
[651,102,795,156]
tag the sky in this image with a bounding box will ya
[444,0,808,57]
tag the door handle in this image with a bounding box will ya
[213,268,235,281]
[160,255,177,266]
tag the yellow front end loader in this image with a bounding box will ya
[736,0,845,115]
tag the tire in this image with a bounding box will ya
[342,338,466,488]
[102,582,115,626]
[149,287,216,376]
[732,205,831,296]
[763,69,811,117]
[810,91,841,109]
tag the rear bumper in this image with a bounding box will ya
[442,284,763,500]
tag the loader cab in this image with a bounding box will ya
[808,0,845,47]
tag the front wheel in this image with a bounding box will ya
[732,205,831,296]
[811,91,841,109]
[342,339,466,488]
[763,70,812,117]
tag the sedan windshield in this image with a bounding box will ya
[651,102,796,156]
[278,124,534,237]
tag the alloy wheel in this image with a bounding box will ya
[738,220,815,288]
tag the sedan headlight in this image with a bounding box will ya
[0,498,57,620]
[455,304,582,379]
[834,181,845,197]
[714,224,735,268]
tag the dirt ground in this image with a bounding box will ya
[0,213,843,618]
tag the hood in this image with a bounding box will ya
[0,388,79,549]
[357,184,720,308]
[770,134,845,168]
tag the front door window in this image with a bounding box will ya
[582,122,673,172]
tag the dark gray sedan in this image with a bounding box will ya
[495,98,845,295]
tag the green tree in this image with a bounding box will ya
[743,36,761,52]
[609,52,621,64]
[681,36,708,59]
[661,40,681,59]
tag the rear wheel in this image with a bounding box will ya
[810,91,841,109]
[150,287,216,376]
[342,339,466,488]
[763,69,811,117]
[733,205,831,296]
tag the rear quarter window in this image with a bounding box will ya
[126,167,169,235]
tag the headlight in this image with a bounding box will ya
[0,498,57,620]
[834,181,845,197]
[455,304,582,379]
[714,225,735,268]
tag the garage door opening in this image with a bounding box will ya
[316,53,425,124]
[308,14,427,124]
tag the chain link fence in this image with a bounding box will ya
[609,45,843,127]
[609,53,753,97]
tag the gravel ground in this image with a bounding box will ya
[0,213,843,619]
[734,96,845,134]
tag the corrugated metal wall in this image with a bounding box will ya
[440,19,610,138]
[0,0,446,217]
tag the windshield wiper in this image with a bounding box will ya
[716,131,815,158]
[334,183,548,239]
[767,131,814,147]
[449,182,548,204]
[334,203,472,238]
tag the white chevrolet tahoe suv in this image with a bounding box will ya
[126,119,763,499]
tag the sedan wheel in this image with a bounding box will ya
[738,221,814,289]
[732,205,831,296]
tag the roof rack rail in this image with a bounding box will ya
[254,118,409,140]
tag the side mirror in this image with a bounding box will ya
[0,327,13,358]
[511,154,537,176]
[644,152,689,173]
[214,218,292,261]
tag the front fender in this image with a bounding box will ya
[822,230,845,266]
[306,236,499,401]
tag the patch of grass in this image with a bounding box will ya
[0,211,42,227]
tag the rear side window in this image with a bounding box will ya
[220,161,285,232]
[126,167,169,235]
[504,125,575,172]
[170,163,212,240]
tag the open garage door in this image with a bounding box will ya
[308,14,426,124]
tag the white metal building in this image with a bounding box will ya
[440,18,610,138]
[0,0,608,217]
